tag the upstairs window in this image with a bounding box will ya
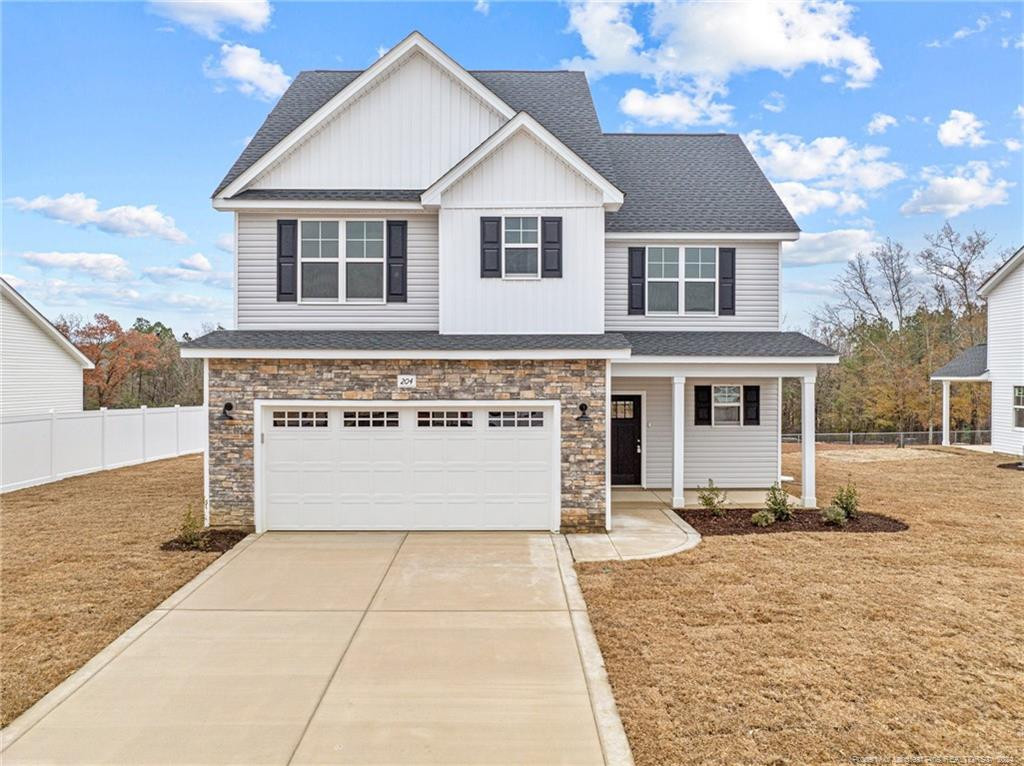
[503,217,539,278]
[298,219,385,303]
[646,247,679,313]
[684,247,716,313]
[300,221,339,301]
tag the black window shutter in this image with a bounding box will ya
[541,217,562,277]
[719,247,736,316]
[386,220,407,302]
[627,247,645,314]
[480,217,502,277]
[277,219,297,302]
[694,385,712,425]
[743,385,760,426]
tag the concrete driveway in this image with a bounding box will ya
[2,532,608,765]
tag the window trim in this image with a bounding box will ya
[710,384,743,427]
[642,244,720,316]
[1014,385,1024,430]
[297,217,387,305]
[501,215,541,280]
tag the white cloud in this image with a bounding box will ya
[1,273,28,290]
[143,252,232,288]
[376,45,388,58]
[20,251,133,281]
[148,0,271,40]
[937,109,989,147]
[744,131,905,192]
[866,113,898,135]
[34,278,144,307]
[619,87,732,128]
[953,14,990,40]
[761,91,785,113]
[782,229,878,267]
[474,0,489,15]
[1005,138,1022,152]
[900,161,1012,217]
[785,280,836,296]
[563,0,879,127]
[6,192,188,243]
[159,293,230,312]
[215,233,234,253]
[204,43,290,100]
[772,182,865,217]
[1014,105,1024,120]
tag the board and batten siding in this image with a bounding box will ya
[235,211,439,330]
[986,262,1024,455]
[614,377,779,489]
[1,293,84,417]
[439,129,606,334]
[604,241,781,331]
[251,52,505,190]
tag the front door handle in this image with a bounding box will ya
[636,440,642,454]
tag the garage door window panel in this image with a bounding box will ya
[272,410,329,428]
[342,410,400,428]
[417,410,473,427]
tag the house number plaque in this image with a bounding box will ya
[397,374,417,389]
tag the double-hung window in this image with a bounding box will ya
[300,221,340,301]
[646,247,680,313]
[345,221,385,301]
[712,385,741,425]
[298,220,385,302]
[1014,386,1024,429]
[503,217,539,278]
[683,247,716,313]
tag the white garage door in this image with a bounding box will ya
[260,405,557,531]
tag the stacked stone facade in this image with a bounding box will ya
[206,358,607,531]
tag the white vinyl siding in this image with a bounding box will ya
[986,260,1024,455]
[605,241,781,331]
[235,212,439,330]
[251,52,505,190]
[439,129,605,334]
[613,377,779,489]
[1,293,84,417]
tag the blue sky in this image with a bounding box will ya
[3,0,1022,336]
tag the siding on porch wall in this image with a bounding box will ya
[616,377,779,488]
[206,358,607,531]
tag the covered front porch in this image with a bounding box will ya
[607,353,829,521]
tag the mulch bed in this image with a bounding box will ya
[161,528,249,552]
[676,508,908,536]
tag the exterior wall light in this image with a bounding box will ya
[575,402,591,422]
[220,402,236,420]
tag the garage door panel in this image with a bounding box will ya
[262,404,556,531]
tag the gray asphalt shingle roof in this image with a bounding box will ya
[233,189,423,202]
[932,344,988,378]
[622,331,834,357]
[213,69,798,233]
[184,330,834,358]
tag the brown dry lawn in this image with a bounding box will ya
[578,445,1024,765]
[0,455,227,727]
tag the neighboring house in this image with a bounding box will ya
[932,245,1024,457]
[0,278,93,418]
[181,32,837,533]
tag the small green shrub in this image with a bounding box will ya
[820,505,848,526]
[697,479,728,517]
[764,483,794,521]
[179,503,203,547]
[750,510,776,527]
[831,479,860,519]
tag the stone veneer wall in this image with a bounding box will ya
[206,358,607,531]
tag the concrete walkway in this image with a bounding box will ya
[566,505,701,562]
[2,532,627,765]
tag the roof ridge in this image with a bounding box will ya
[604,132,739,138]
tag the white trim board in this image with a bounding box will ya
[420,112,624,209]
[217,32,515,200]
[252,398,562,533]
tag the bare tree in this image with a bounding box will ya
[917,223,992,344]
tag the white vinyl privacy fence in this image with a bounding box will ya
[1,405,206,493]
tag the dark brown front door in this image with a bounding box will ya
[611,395,642,485]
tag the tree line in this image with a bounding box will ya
[55,314,221,410]
[781,223,1005,435]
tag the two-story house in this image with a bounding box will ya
[932,245,1024,457]
[181,32,838,533]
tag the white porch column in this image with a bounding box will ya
[941,380,951,446]
[801,376,816,508]
[672,376,685,508]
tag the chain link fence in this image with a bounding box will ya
[782,430,991,447]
